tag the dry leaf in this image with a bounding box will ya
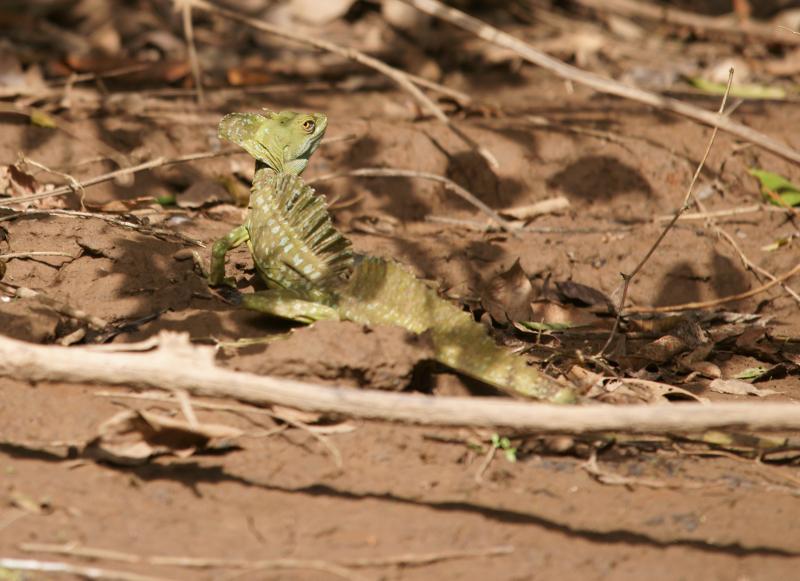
[481,259,534,324]
[2,164,41,197]
[289,0,355,24]
[682,360,722,379]
[528,301,608,329]
[499,196,570,221]
[635,334,690,364]
[177,180,232,209]
[597,379,706,404]
[86,410,243,465]
[708,378,778,398]
[554,280,612,312]
[349,214,398,235]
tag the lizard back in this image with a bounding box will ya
[247,170,353,293]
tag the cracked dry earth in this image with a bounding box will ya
[2,66,800,581]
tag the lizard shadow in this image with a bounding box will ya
[652,251,749,309]
[547,155,653,202]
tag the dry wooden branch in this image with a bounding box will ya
[3,332,800,433]
[574,0,800,46]
[402,0,800,165]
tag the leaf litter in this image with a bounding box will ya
[1,0,800,578]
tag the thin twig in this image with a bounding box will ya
[184,0,449,122]
[18,542,512,573]
[626,262,800,313]
[0,208,205,247]
[426,214,635,234]
[23,156,87,209]
[0,251,74,260]
[3,284,109,330]
[0,558,176,581]
[474,443,497,485]
[598,69,734,355]
[402,0,800,165]
[179,0,205,105]
[711,226,800,305]
[308,167,514,232]
[4,331,800,432]
[0,149,237,207]
[656,204,764,222]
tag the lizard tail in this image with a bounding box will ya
[337,257,576,403]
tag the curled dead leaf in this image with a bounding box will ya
[554,280,613,313]
[85,409,243,465]
[708,378,779,398]
[481,259,534,324]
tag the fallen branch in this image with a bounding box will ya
[402,0,800,165]
[3,332,800,432]
[574,0,800,46]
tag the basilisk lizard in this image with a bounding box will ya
[209,110,575,403]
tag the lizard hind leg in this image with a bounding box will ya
[241,289,340,324]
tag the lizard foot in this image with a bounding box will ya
[213,285,244,306]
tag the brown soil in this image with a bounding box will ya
[2,2,800,580]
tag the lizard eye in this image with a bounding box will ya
[302,119,315,133]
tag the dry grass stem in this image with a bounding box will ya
[18,541,512,577]
[598,69,734,355]
[3,331,800,432]
[179,0,205,104]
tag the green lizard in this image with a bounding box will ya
[209,110,576,403]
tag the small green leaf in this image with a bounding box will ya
[734,366,768,381]
[761,237,791,252]
[29,108,57,128]
[748,168,800,207]
[155,193,177,206]
[689,78,786,100]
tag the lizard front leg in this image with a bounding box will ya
[209,224,250,286]
[242,289,340,324]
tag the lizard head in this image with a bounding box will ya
[218,110,328,175]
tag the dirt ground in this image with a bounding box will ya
[2,1,800,579]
